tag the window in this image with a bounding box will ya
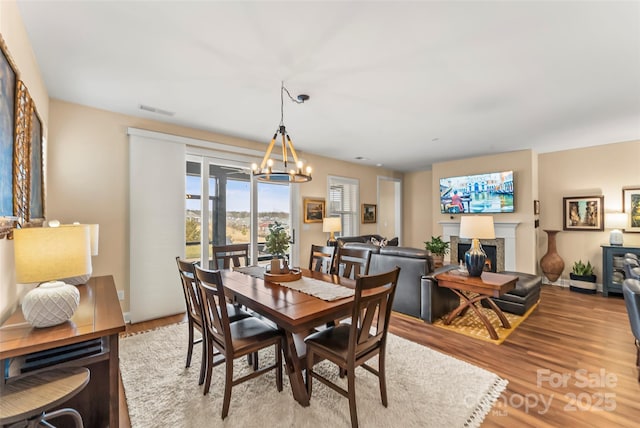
[327,176,359,237]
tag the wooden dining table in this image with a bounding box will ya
[219,268,356,406]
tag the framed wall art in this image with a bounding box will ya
[362,203,377,224]
[623,187,640,232]
[563,195,604,231]
[28,107,44,221]
[303,198,325,223]
[0,37,16,219]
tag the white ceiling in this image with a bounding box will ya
[16,1,640,172]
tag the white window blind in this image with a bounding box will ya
[327,176,359,237]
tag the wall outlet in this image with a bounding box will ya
[117,290,125,301]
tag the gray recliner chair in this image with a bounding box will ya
[622,278,640,382]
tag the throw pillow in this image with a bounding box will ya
[388,237,399,246]
[371,237,388,247]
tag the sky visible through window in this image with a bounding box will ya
[185,175,289,212]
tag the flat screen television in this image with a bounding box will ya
[440,170,514,214]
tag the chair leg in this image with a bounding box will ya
[306,347,313,397]
[198,334,207,385]
[347,368,358,428]
[276,341,283,392]
[253,352,259,371]
[203,340,214,395]
[186,321,194,368]
[379,350,388,407]
[221,357,234,419]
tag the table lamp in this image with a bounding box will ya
[605,212,627,246]
[59,223,99,285]
[323,217,342,245]
[13,224,92,328]
[459,215,495,277]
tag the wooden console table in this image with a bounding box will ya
[0,275,125,427]
[434,271,517,340]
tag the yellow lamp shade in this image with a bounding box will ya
[13,225,92,284]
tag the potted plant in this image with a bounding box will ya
[569,260,597,294]
[265,221,290,258]
[424,236,450,268]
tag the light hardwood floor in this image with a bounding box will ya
[119,285,640,427]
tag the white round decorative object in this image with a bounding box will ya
[22,281,80,328]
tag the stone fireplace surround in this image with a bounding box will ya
[439,221,520,271]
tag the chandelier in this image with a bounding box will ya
[251,82,312,183]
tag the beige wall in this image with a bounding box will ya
[403,170,433,249]
[431,150,538,273]
[47,100,401,313]
[377,178,397,240]
[538,140,640,282]
[0,1,49,322]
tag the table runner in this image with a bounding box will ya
[233,266,354,301]
[273,276,354,301]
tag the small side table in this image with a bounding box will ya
[434,271,518,340]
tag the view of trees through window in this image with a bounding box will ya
[185,161,290,262]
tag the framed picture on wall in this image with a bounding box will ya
[563,195,604,231]
[28,107,44,221]
[362,203,377,224]
[303,198,325,223]
[623,187,640,232]
[0,38,17,219]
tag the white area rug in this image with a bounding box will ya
[120,323,506,427]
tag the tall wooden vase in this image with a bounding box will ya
[540,230,564,282]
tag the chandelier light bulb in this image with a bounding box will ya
[267,159,274,167]
[306,166,312,174]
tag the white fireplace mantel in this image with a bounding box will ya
[439,221,521,271]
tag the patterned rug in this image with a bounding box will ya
[120,323,507,427]
[432,301,539,344]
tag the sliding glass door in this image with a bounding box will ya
[185,155,293,267]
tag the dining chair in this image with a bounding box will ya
[335,246,372,279]
[176,257,252,385]
[305,266,401,428]
[194,266,283,419]
[211,244,249,270]
[309,244,336,274]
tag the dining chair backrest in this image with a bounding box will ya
[211,244,249,270]
[194,266,233,352]
[176,257,203,326]
[335,247,372,279]
[348,267,400,357]
[308,245,336,274]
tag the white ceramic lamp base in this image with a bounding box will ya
[22,281,80,328]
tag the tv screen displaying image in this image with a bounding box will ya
[440,171,514,214]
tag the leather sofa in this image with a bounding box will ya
[342,242,459,323]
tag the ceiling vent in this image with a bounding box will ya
[139,104,175,117]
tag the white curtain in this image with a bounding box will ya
[128,129,185,323]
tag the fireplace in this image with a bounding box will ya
[452,238,502,272]
[440,221,519,271]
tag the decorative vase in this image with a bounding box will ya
[540,230,564,282]
[22,281,80,328]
